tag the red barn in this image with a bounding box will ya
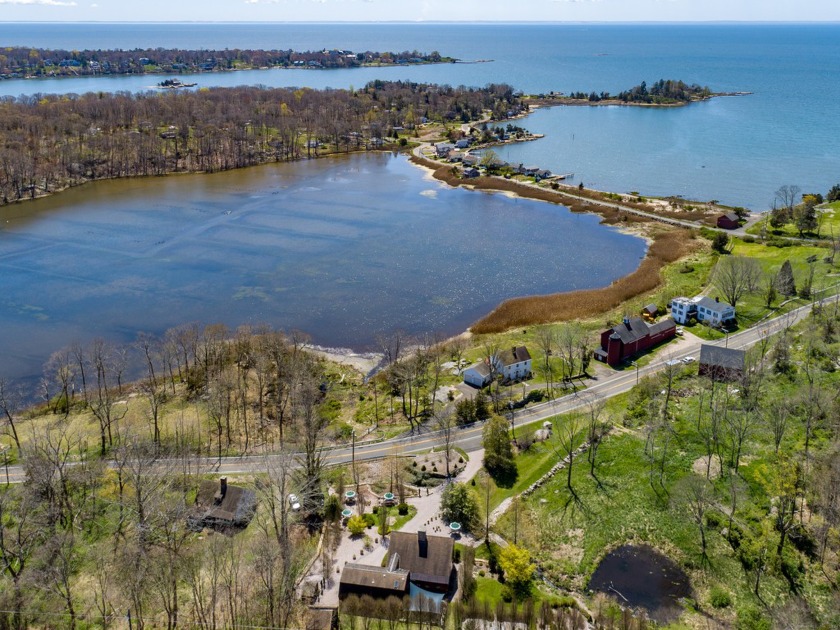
[716,212,740,230]
[594,316,676,366]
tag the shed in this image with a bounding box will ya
[716,212,740,230]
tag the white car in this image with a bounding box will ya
[288,493,301,511]
[682,356,695,364]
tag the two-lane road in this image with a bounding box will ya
[0,297,826,485]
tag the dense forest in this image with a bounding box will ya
[0,47,455,78]
[567,79,712,104]
[0,81,523,206]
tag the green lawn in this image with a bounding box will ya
[745,201,840,240]
[491,340,840,628]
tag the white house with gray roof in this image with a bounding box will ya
[463,345,532,387]
[670,296,735,327]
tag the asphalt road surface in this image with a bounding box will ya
[0,296,826,485]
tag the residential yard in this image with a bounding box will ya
[490,316,840,628]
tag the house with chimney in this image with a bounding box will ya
[462,345,532,387]
[190,477,257,530]
[339,530,455,603]
[594,316,676,366]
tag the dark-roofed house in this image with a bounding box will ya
[191,477,257,530]
[641,303,659,320]
[717,212,741,230]
[594,316,677,366]
[496,346,532,382]
[339,531,455,603]
[388,531,455,593]
[338,561,409,599]
[699,344,745,381]
[462,345,532,387]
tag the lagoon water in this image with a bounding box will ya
[0,153,645,382]
[0,22,837,382]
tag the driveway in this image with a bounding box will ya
[314,448,485,607]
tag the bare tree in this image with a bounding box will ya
[553,413,583,505]
[433,408,456,478]
[675,477,712,565]
[775,184,801,216]
[0,378,22,451]
[712,255,762,309]
[89,338,127,455]
[534,325,557,399]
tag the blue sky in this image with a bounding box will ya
[1,0,838,22]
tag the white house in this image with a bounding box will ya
[670,296,735,326]
[463,346,532,388]
[496,346,532,381]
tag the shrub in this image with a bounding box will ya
[710,586,732,608]
[347,515,366,536]
[453,548,461,563]
[737,606,770,630]
[397,503,409,515]
[478,569,485,577]
[362,513,377,528]
[705,511,723,530]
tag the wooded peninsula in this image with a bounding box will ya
[0,81,523,206]
[0,47,456,79]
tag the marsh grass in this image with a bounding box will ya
[471,230,698,334]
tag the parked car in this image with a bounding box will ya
[288,493,301,511]
[682,356,695,364]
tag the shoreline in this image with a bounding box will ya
[408,153,700,334]
[525,91,752,109]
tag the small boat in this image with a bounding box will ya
[157,78,197,89]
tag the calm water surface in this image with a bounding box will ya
[1,22,836,382]
[1,24,838,208]
[0,153,645,382]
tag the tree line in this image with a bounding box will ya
[0,81,523,206]
[0,46,454,78]
[567,79,712,104]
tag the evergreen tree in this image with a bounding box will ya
[775,260,797,296]
[793,200,818,236]
[483,415,516,484]
[712,232,730,254]
[474,390,490,421]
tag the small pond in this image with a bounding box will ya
[588,544,692,625]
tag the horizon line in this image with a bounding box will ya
[2,20,839,25]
